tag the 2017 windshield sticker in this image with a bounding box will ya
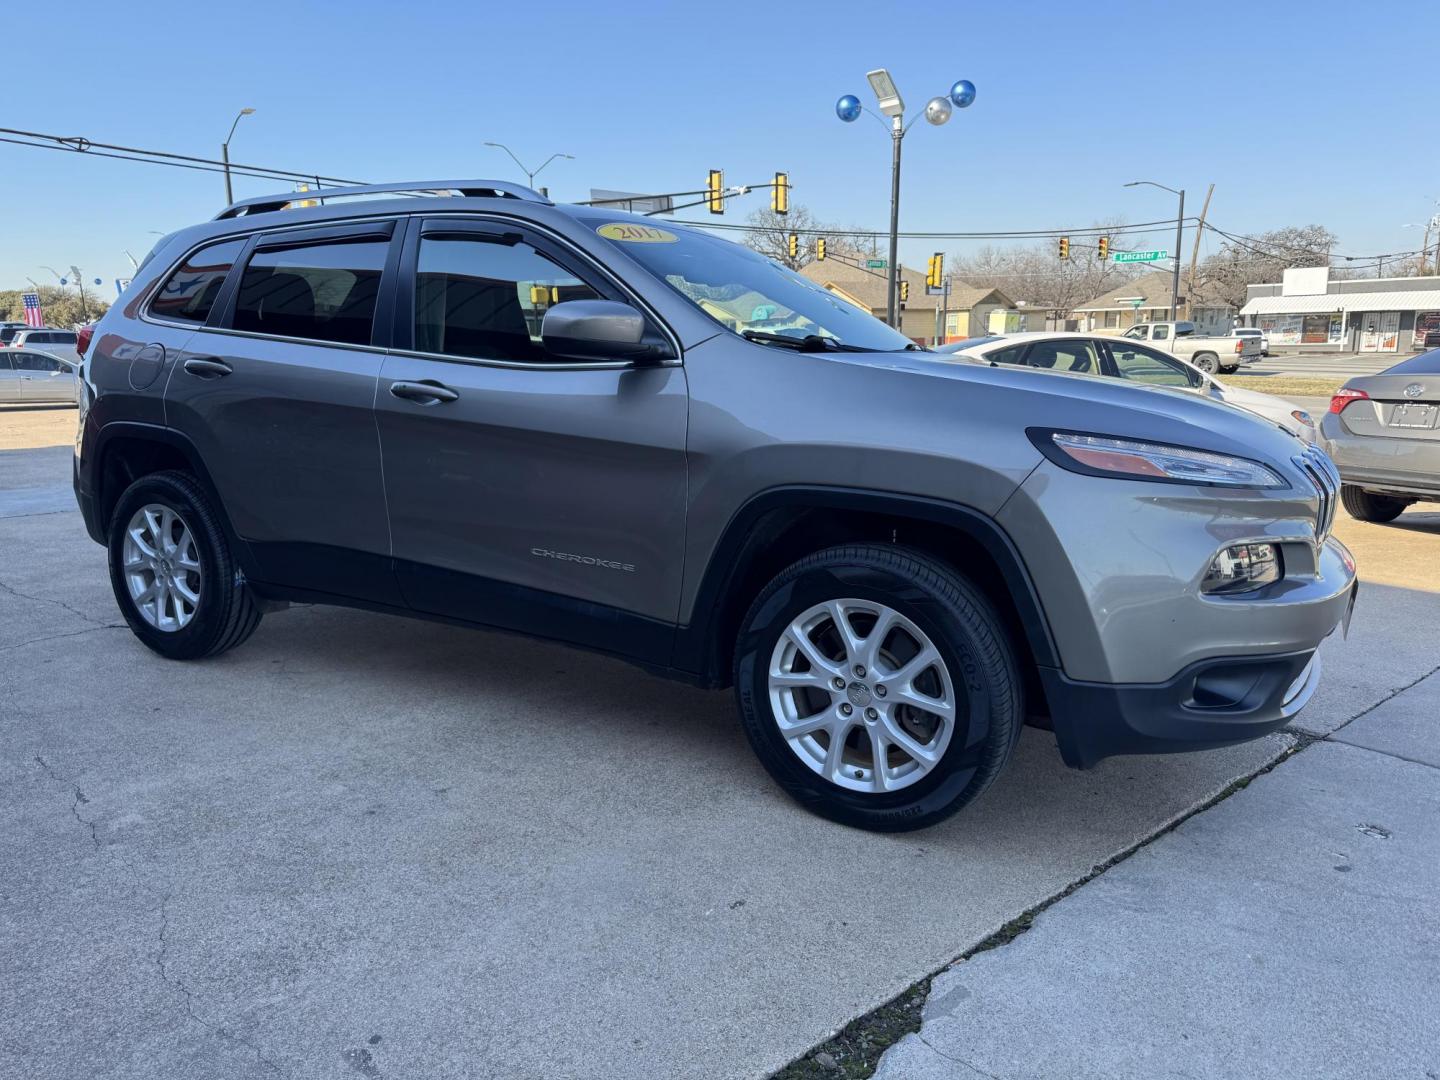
[597,223,678,243]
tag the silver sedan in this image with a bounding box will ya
[0,348,80,405]
[1321,349,1440,521]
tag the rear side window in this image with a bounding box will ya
[233,239,388,346]
[12,353,64,371]
[152,237,246,324]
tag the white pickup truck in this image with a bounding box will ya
[1120,321,1260,374]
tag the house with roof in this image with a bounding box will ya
[1074,269,1234,336]
[799,259,1028,344]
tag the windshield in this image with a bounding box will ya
[592,219,915,352]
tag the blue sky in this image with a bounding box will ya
[5,0,1439,293]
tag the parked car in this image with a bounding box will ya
[0,321,30,347]
[1121,320,1259,374]
[937,333,1316,442]
[1321,349,1440,522]
[1230,327,1270,356]
[0,347,80,404]
[1420,327,1440,349]
[6,327,81,366]
[73,179,1357,831]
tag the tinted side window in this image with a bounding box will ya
[986,344,1027,366]
[414,235,599,363]
[12,352,62,371]
[152,237,246,324]
[1109,342,1200,388]
[1023,340,1099,373]
[53,332,77,345]
[234,239,388,346]
[1152,325,1170,340]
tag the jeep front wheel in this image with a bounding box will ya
[733,544,1022,832]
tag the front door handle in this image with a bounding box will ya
[389,380,459,405]
[183,357,233,379]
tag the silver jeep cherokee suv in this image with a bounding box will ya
[73,180,1358,831]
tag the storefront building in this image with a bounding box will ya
[1240,268,1440,352]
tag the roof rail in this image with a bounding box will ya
[214,179,552,220]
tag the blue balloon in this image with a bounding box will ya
[836,94,862,123]
[949,79,977,108]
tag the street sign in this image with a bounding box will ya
[1113,250,1168,263]
[865,258,887,269]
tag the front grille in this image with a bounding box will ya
[1295,444,1339,541]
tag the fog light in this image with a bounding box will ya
[1203,543,1281,594]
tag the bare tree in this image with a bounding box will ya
[948,220,1141,319]
[1197,224,1337,309]
[743,205,873,270]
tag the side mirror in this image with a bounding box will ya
[541,300,659,362]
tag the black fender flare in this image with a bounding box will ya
[671,485,1059,683]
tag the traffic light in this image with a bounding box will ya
[787,233,799,260]
[816,237,827,261]
[926,252,944,288]
[772,172,789,215]
[1098,236,1110,260]
[899,280,910,302]
[1058,236,1070,260]
[707,169,724,214]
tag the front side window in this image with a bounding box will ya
[1023,340,1099,374]
[592,218,914,352]
[152,237,246,324]
[234,239,388,345]
[985,344,1027,366]
[414,235,599,363]
[1109,342,1200,388]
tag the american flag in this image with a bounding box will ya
[21,292,44,328]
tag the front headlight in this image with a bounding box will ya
[1035,432,1287,488]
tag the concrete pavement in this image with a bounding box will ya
[2,406,1437,1080]
[0,441,1289,1080]
[873,672,1440,1080]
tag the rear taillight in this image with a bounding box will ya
[1329,387,1369,414]
[76,324,95,357]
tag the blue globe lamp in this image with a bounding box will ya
[835,94,862,123]
[949,79,976,108]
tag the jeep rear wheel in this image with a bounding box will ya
[1340,484,1411,523]
[107,471,262,660]
[733,544,1022,832]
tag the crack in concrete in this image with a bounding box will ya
[156,893,286,1076]
[31,756,286,1077]
[0,623,126,654]
[1321,662,1440,739]
[0,575,112,629]
[914,1032,1004,1079]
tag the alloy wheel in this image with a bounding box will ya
[121,503,203,632]
[767,598,959,793]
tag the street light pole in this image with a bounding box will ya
[222,107,256,205]
[837,73,975,330]
[484,143,574,192]
[887,115,903,326]
[1125,180,1185,320]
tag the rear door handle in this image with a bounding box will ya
[389,380,459,405]
[183,357,233,379]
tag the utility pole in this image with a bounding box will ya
[1125,180,1185,320]
[1186,184,1215,321]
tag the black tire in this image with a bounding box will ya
[1340,484,1410,524]
[1220,363,1239,374]
[1191,352,1219,374]
[733,544,1022,832]
[107,470,262,659]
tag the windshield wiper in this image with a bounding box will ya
[740,330,870,352]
